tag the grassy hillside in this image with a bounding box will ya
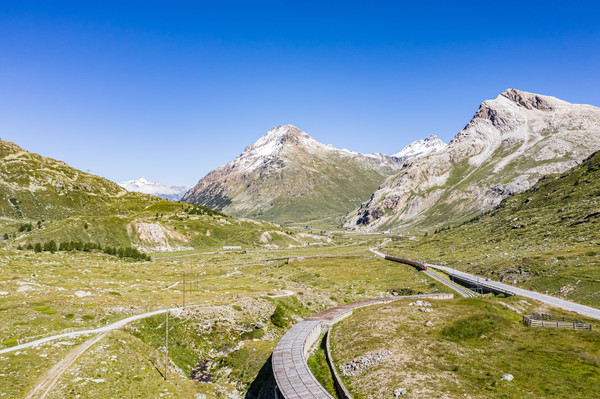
[387,151,600,307]
[0,139,328,251]
[246,160,388,228]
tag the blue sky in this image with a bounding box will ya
[1,1,599,187]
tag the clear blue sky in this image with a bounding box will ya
[1,1,599,187]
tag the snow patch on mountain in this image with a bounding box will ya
[394,135,447,159]
[119,178,188,201]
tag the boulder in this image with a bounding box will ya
[251,322,265,330]
[409,300,431,307]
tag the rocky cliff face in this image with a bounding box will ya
[346,89,600,231]
[183,125,408,225]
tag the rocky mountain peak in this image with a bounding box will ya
[462,89,574,134]
[233,124,322,174]
[500,88,569,110]
[347,89,600,232]
[394,134,446,159]
[253,124,310,148]
[424,134,442,142]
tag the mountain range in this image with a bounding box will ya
[182,89,600,231]
[2,88,599,246]
[119,177,188,201]
[182,125,446,227]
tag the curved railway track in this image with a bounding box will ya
[422,269,477,298]
[370,248,477,298]
[272,294,453,398]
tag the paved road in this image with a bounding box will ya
[426,263,600,321]
[369,248,386,258]
[371,248,600,321]
[422,269,477,298]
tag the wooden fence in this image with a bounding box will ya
[523,313,592,330]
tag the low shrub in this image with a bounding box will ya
[270,304,289,328]
[225,348,250,368]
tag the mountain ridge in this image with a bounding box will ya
[182,124,444,227]
[346,88,600,231]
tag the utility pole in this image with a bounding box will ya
[164,309,169,380]
[183,271,186,307]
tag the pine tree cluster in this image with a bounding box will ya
[17,240,151,261]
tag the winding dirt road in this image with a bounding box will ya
[24,332,109,399]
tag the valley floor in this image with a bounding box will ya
[1,233,598,398]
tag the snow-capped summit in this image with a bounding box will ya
[182,124,404,225]
[119,177,188,201]
[394,135,447,159]
[234,125,321,173]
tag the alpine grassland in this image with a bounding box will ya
[330,297,600,398]
[1,234,442,398]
